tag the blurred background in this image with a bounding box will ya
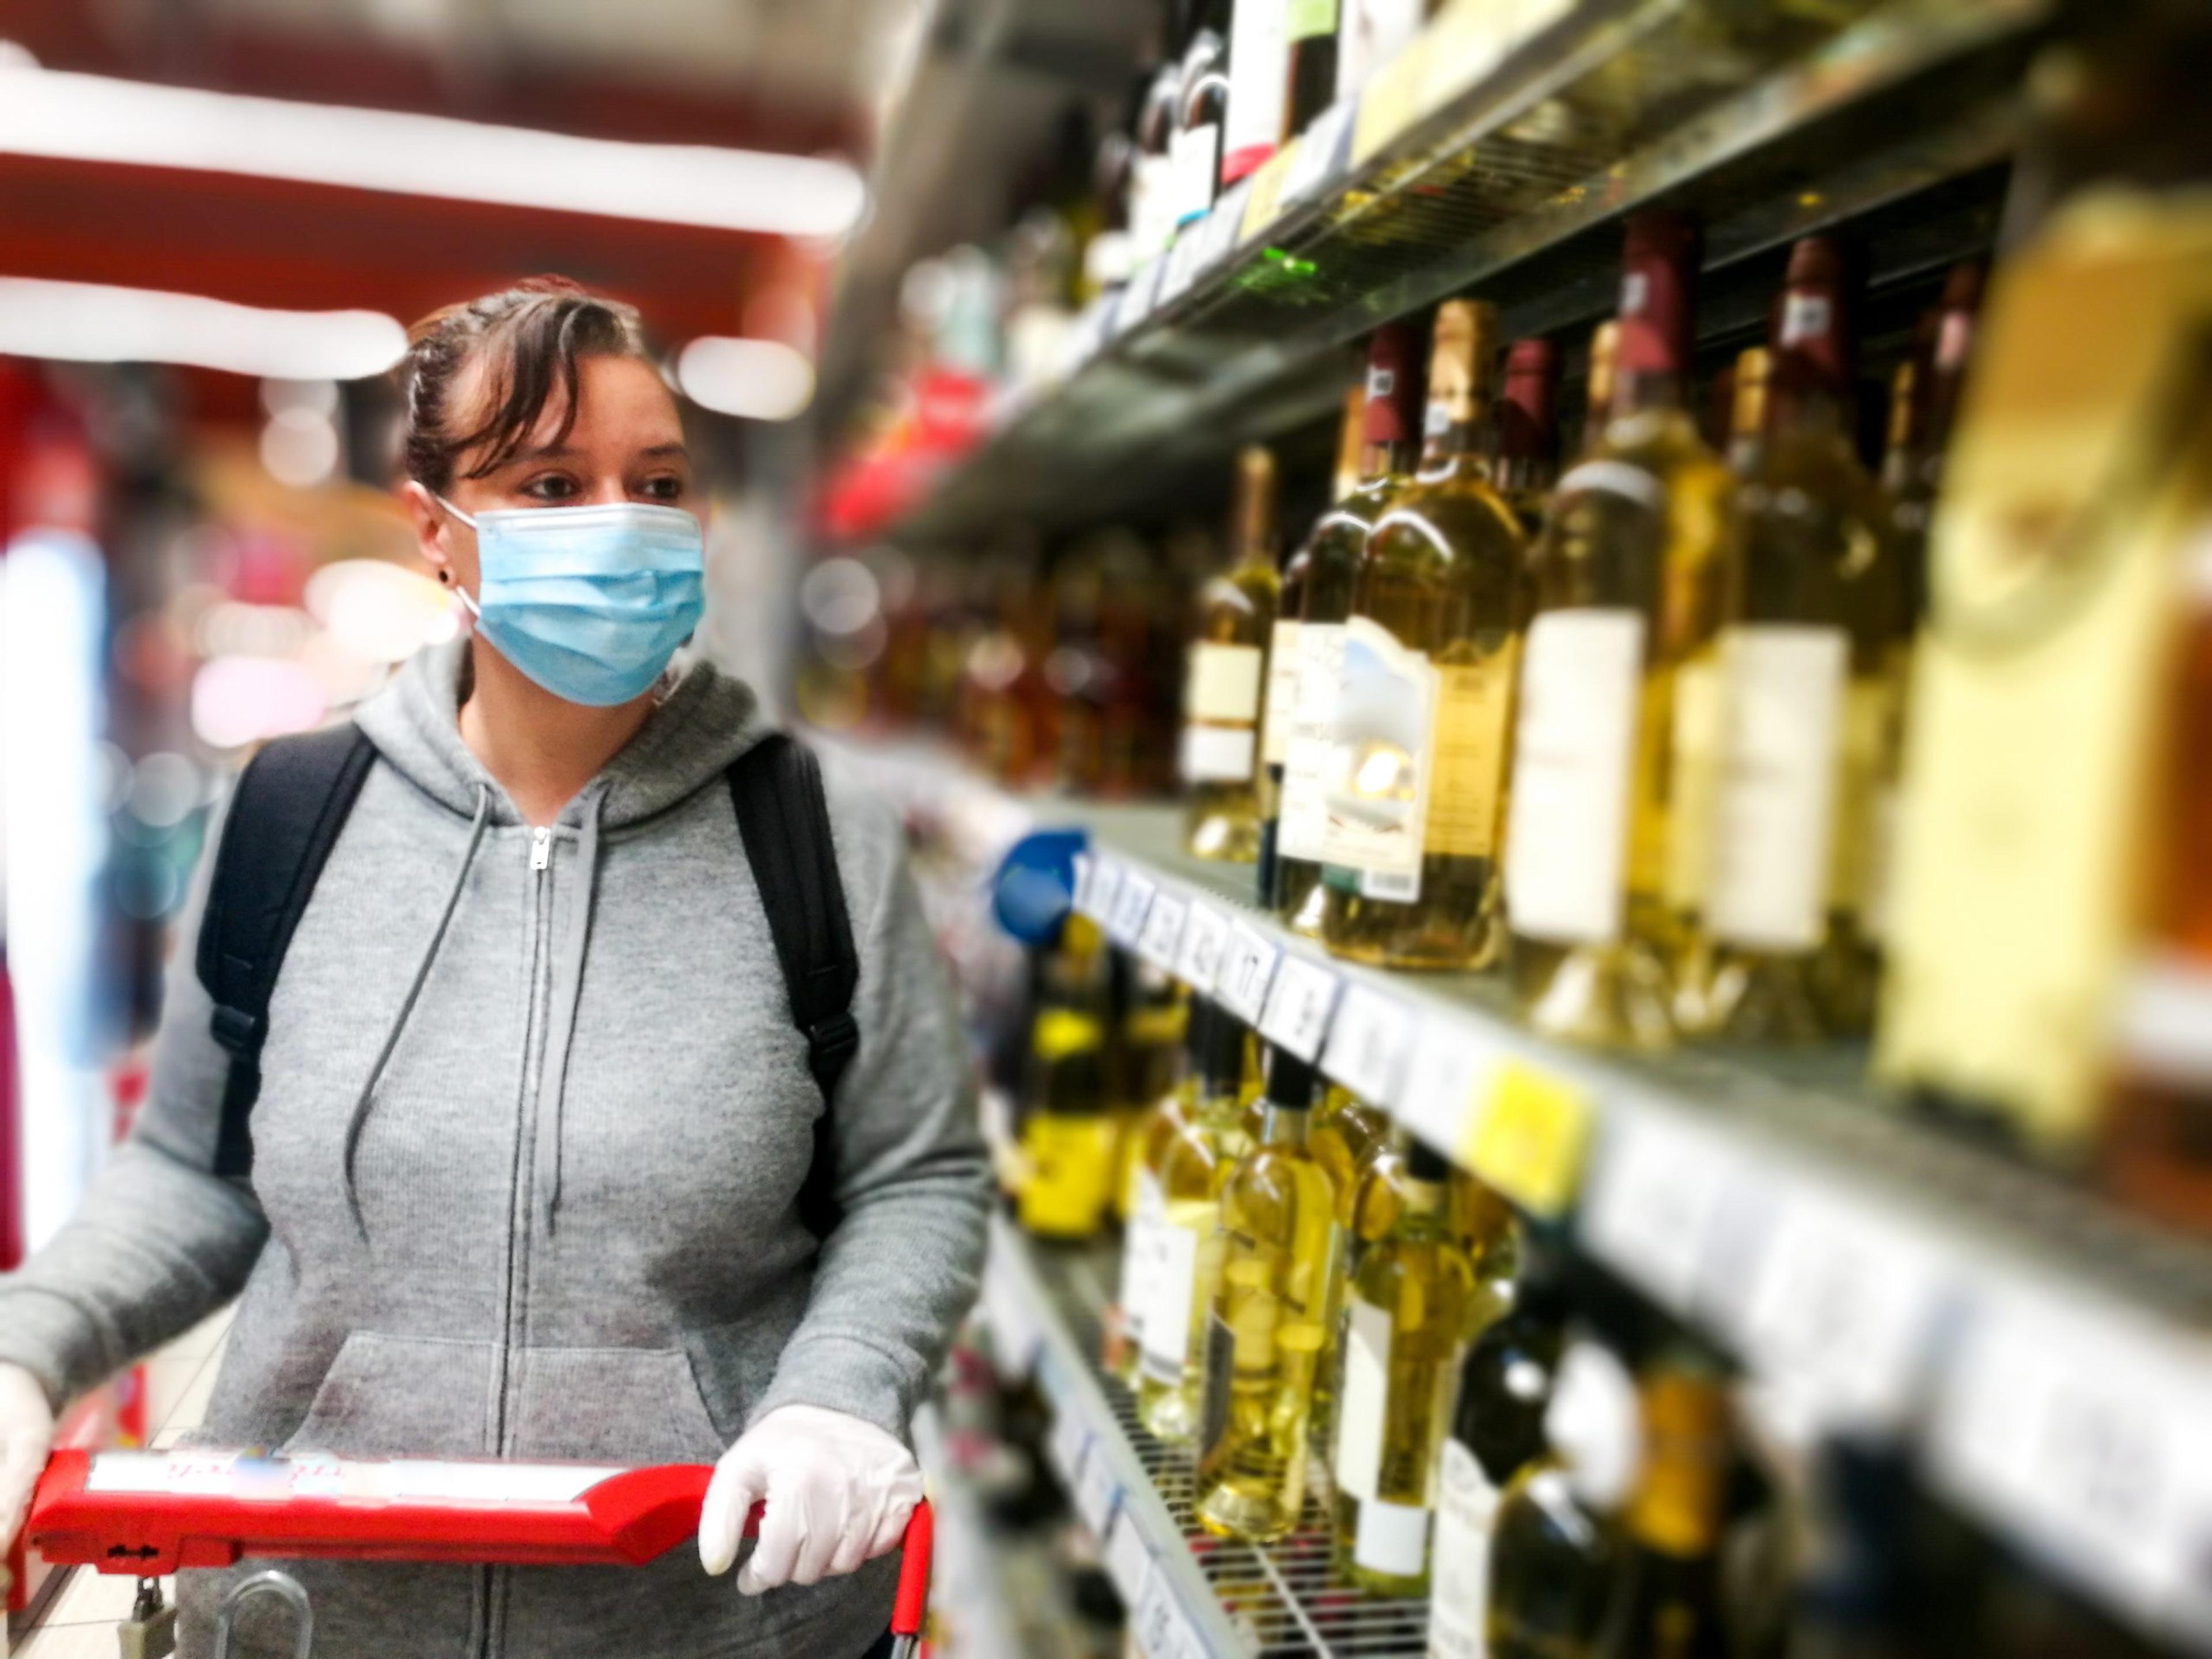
[4,0,2212,1656]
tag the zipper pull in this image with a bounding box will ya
[531,827,552,871]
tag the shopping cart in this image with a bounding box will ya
[25,1447,933,1658]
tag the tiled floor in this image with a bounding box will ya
[14,1302,235,1657]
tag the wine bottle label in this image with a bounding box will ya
[1116,1171,1166,1345]
[1225,0,1290,183]
[1181,724,1257,783]
[1708,625,1847,950]
[1426,646,1518,859]
[1288,0,1339,38]
[1425,1438,1501,1658]
[1139,1221,1204,1380]
[1332,1298,1391,1499]
[1353,1494,1431,1577]
[1337,0,1424,105]
[1132,152,1177,256]
[1279,622,1347,861]
[1663,652,1724,915]
[1503,609,1645,944]
[1171,122,1223,228]
[1199,1310,1237,1462]
[1186,641,1264,721]
[1262,619,1305,766]
[1317,617,1440,884]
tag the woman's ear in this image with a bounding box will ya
[403,480,457,587]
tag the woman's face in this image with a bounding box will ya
[407,351,696,600]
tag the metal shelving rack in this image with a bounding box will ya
[894,0,2054,544]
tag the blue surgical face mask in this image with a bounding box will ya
[437,496,706,707]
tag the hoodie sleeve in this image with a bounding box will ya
[748,785,992,1440]
[0,788,271,1412]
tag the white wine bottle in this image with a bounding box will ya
[1181,445,1283,861]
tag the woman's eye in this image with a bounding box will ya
[640,475,687,502]
[521,475,579,502]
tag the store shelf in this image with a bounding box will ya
[981,1213,1430,1658]
[1049,800,2212,1653]
[895,0,2050,544]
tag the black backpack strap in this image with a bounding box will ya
[728,734,860,1238]
[196,722,377,1177]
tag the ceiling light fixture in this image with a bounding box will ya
[0,63,868,239]
[0,277,408,378]
[676,336,816,422]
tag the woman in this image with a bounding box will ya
[0,278,990,1657]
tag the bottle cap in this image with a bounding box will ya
[1264,1047,1319,1108]
[1499,337,1560,459]
[1614,210,1699,382]
[1771,234,1850,397]
[1200,1005,1248,1090]
[1404,1137,1451,1183]
[1425,300,1497,428]
[1362,323,1422,445]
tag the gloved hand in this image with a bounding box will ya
[698,1404,922,1595]
[0,1362,55,1550]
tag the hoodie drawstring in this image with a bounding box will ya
[534,782,607,1234]
[341,783,491,1239]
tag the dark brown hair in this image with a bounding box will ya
[400,276,656,493]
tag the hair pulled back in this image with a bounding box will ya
[400,276,655,494]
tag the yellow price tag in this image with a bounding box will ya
[1239,143,1298,244]
[1351,36,1434,169]
[1458,1058,1593,1218]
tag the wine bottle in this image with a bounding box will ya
[1487,1336,1641,1659]
[1703,236,1904,1042]
[1284,0,1342,138]
[1195,1048,1342,1539]
[1502,211,1737,1048]
[1578,320,1619,460]
[1725,346,1771,478]
[1108,994,1213,1382]
[1496,337,1563,537]
[1016,1007,1115,1238]
[1171,0,1233,233]
[1331,1138,1488,1595]
[1427,1264,1567,1659]
[1321,299,1529,969]
[1225,0,1290,187]
[1277,327,1423,931]
[1181,445,1283,861]
[1136,1000,1254,1442]
[1595,1344,1733,1659]
[1883,260,1983,630]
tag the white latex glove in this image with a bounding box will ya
[0,1363,55,1551]
[698,1404,922,1595]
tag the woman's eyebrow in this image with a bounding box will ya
[639,442,688,459]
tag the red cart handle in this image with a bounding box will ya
[28,1450,930,1642]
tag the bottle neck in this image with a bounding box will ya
[1624,1372,1728,1559]
[1613,365,1685,420]
[1419,404,1485,470]
[1401,1175,1446,1219]
[1260,1102,1310,1147]
[1361,436,1418,482]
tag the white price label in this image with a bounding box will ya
[1282,98,1355,203]
[1048,1408,1090,1488]
[1396,1013,1500,1154]
[1733,1183,1953,1438]
[1111,872,1160,948]
[1116,256,1166,336]
[1138,889,1190,972]
[1321,982,1414,1107]
[1259,953,1340,1062]
[1086,859,1125,930]
[1175,901,1233,994]
[1160,228,1204,305]
[1070,853,1096,918]
[1104,1505,1154,1607]
[1932,1294,2209,1629]
[1134,1571,1204,1659]
[1200,182,1249,268]
[1215,921,1282,1024]
[1579,1101,1743,1315]
[1074,1445,1121,1539]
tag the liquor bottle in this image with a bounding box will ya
[1260,387,1365,900]
[1137,1000,1254,1442]
[1224,0,1290,187]
[1285,0,1342,138]
[1278,327,1423,931]
[1702,236,1906,1042]
[1487,1336,1641,1659]
[1321,299,1529,969]
[2100,536,2212,1233]
[1502,211,1737,1048]
[1596,1343,1732,1659]
[1016,1007,1115,1238]
[1427,1264,1567,1659]
[1577,320,1619,459]
[1181,445,1283,861]
[1725,346,1771,478]
[1331,1139,1489,1595]
[1883,261,1982,628]
[1172,0,1233,233]
[1109,959,1187,1224]
[1496,337,1563,536]
[1349,1130,1519,1284]
[1107,994,1214,1382]
[1195,1048,1341,1539]
[1310,1082,1388,1214]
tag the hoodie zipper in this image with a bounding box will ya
[530,826,551,872]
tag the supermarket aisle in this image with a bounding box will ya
[16,1305,235,1658]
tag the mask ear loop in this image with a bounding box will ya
[430,493,484,619]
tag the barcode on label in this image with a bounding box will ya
[1359,866,1421,903]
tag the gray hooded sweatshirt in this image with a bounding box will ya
[0,641,991,1658]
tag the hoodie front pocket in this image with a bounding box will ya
[283,1331,497,1459]
[509,1346,728,1464]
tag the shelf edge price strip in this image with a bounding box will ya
[1137,888,1190,972]
[1215,921,1282,1025]
[1134,1568,1202,1659]
[1282,97,1355,205]
[1070,853,1096,919]
[1103,1505,1154,1609]
[1258,953,1340,1063]
[1321,981,1414,1108]
[1073,1442,1122,1540]
[1174,900,1233,996]
[1110,871,1159,949]
[1085,858,1126,931]
[1577,1098,1744,1317]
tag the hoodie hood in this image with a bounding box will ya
[354,639,767,831]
